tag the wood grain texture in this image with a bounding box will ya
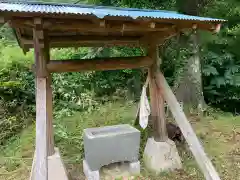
[35,77,48,180]
[46,75,54,156]
[44,32,55,157]
[155,71,220,180]
[47,56,153,73]
[21,35,142,48]
[148,45,167,142]
[33,25,47,78]
[33,19,50,180]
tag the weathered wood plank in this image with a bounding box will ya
[155,71,220,180]
[46,56,153,73]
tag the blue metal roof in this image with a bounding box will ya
[0,1,225,22]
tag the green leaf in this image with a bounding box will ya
[233,73,240,86]
[203,65,219,76]
[210,77,226,88]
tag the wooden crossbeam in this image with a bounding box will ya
[21,30,177,48]
[46,56,153,73]
[22,35,143,47]
[155,71,220,180]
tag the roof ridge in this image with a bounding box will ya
[0,0,225,22]
[0,0,179,14]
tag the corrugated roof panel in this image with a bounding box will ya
[0,1,225,22]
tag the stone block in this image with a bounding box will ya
[83,124,140,171]
[143,138,182,173]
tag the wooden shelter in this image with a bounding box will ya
[0,1,225,180]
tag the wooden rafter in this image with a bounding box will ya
[10,18,175,32]
[5,15,222,52]
[19,29,177,48]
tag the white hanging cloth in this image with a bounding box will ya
[139,78,150,129]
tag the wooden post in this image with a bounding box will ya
[44,30,55,157]
[35,77,48,180]
[46,75,54,156]
[33,18,54,180]
[148,45,167,142]
[155,71,220,180]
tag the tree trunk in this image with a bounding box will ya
[174,31,206,114]
[174,0,208,114]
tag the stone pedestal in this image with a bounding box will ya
[83,124,141,179]
[83,160,140,180]
[83,124,140,171]
[143,138,182,173]
[83,160,100,180]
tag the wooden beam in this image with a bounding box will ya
[46,56,153,73]
[43,19,174,32]
[14,28,28,54]
[22,35,142,47]
[21,30,177,48]
[10,18,174,32]
[8,16,223,34]
[177,22,223,33]
[155,71,220,180]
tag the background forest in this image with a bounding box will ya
[0,0,240,179]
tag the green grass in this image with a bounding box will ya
[0,101,240,180]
